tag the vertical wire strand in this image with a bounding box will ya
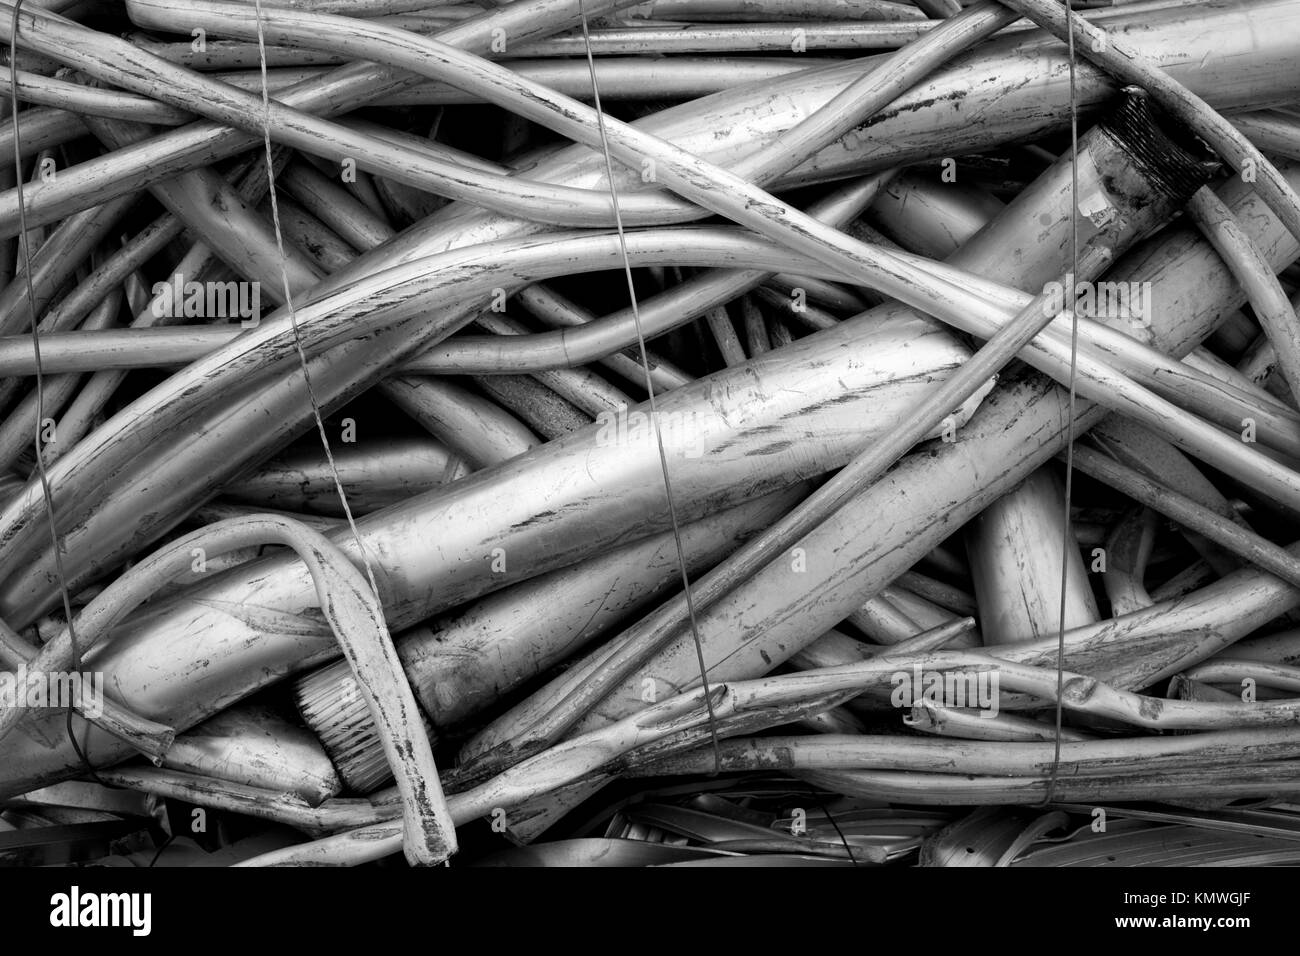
[251,0,385,605]
[1044,0,1081,808]
[575,0,722,771]
[8,0,103,782]
[804,783,861,868]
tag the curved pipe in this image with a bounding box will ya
[1,514,455,865]
[0,0,653,232]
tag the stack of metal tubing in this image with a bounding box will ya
[3,0,1300,868]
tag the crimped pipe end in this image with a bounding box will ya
[1098,86,1221,204]
[294,658,432,795]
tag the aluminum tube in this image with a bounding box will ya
[221,436,472,516]
[379,377,539,470]
[293,487,804,791]
[161,704,342,805]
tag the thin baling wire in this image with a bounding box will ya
[256,0,455,862]
[250,0,384,607]
[1044,0,1081,810]
[6,0,102,781]
[575,0,722,770]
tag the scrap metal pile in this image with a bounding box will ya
[3,0,1300,867]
